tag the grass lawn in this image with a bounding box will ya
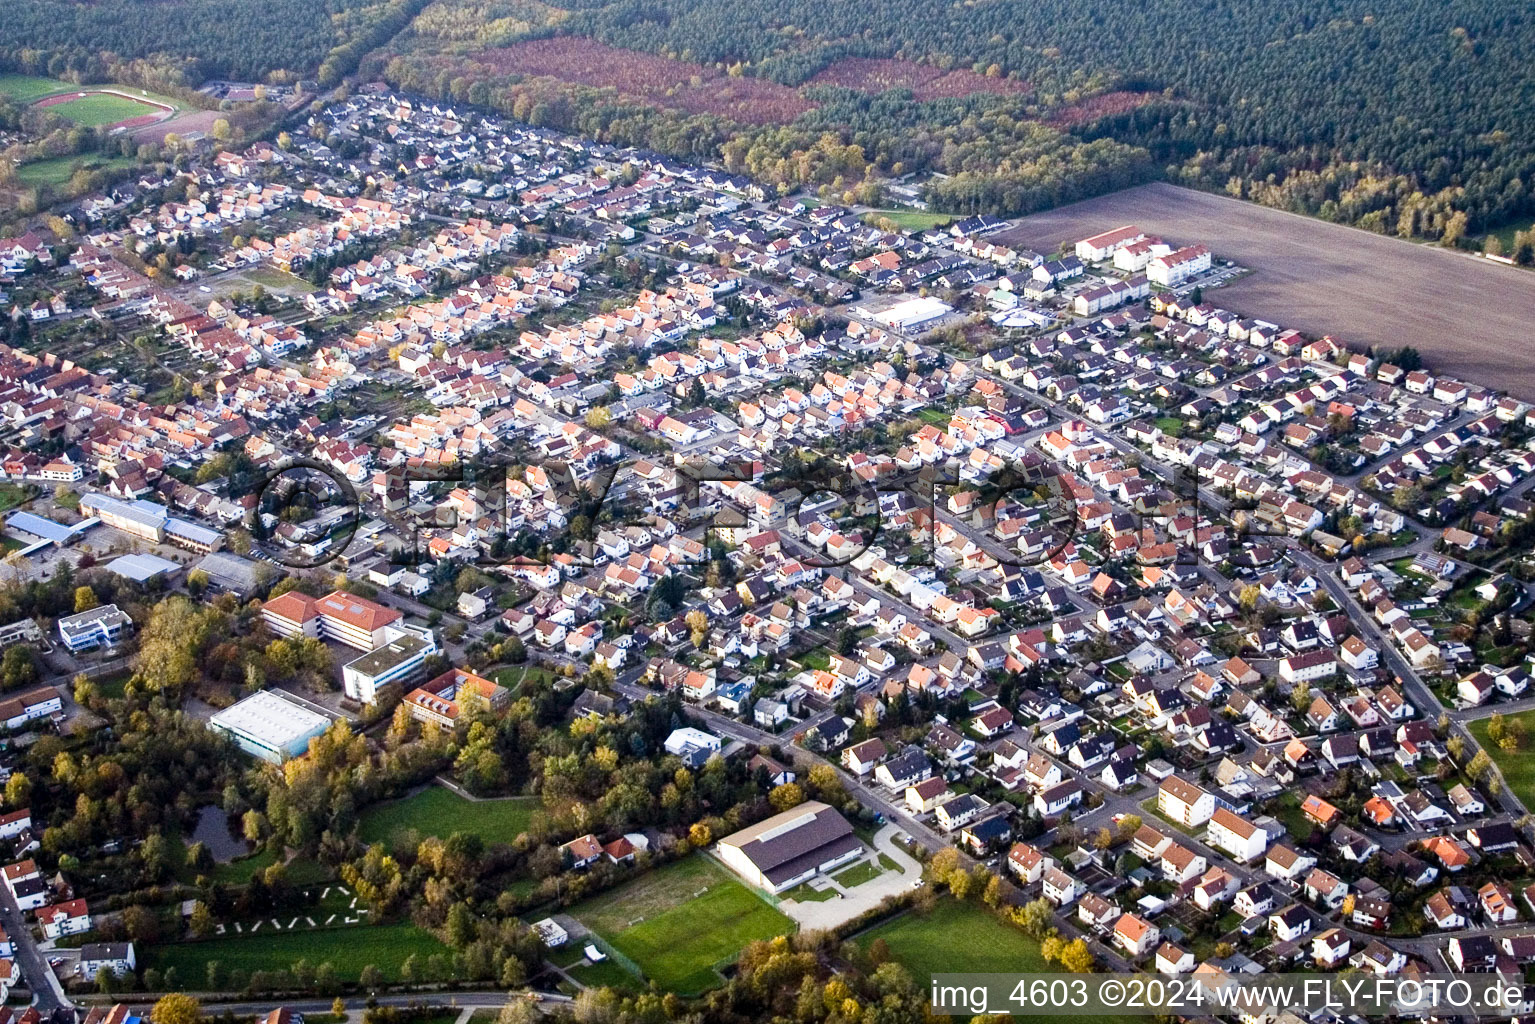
[1155,416,1185,437]
[1481,216,1535,256]
[1470,711,1535,808]
[44,92,163,127]
[0,485,28,513]
[570,855,793,994]
[17,153,138,187]
[149,921,445,981]
[490,664,556,691]
[783,881,837,902]
[859,900,1137,1024]
[799,648,831,671]
[0,74,70,102]
[860,899,1049,974]
[239,265,319,294]
[206,848,276,884]
[832,859,884,888]
[568,958,641,991]
[92,670,132,700]
[358,785,537,848]
[918,407,952,426]
[865,208,953,232]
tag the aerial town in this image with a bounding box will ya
[2,83,1535,1024]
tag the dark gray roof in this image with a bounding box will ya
[721,801,860,886]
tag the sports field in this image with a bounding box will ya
[995,182,1535,398]
[569,855,794,993]
[357,785,537,847]
[39,92,165,127]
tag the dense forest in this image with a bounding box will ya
[7,0,1535,236]
[0,0,429,84]
[382,0,1535,238]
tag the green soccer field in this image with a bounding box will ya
[43,92,162,127]
[569,855,794,993]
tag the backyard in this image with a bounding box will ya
[569,854,794,994]
[357,785,538,847]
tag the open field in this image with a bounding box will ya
[148,921,445,981]
[867,208,953,232]
[859,899,1050,975]
[471,38,813,124]
[17,153,138,187]
[1469,712,1535,810]
[994,182,1535,398]
[358,785,537,847]
[235,265,320,294]
[0,74,71,103]
[569,855,794,993]
[858,900,1136,1024]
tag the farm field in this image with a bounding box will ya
[148,920,446,981]
[994,182,1535,398]
[470,38,813,124]
[569,854,794,993]
[1469,712,1535,810]
[357,785,537,847]
[17,153,138,187]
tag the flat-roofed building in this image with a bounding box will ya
[209,690,333,763]
[339,624,438,703]
[717,800,863,893]
[78,493,223,553]
[4,511,96,546]
[193,551,264,597]
[102,553,181,583]
[57,604,131,652]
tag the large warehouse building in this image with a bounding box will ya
[717,801,863,893]
[209,690,333,764]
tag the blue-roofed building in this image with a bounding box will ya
[4,510,97,546]
[715,680,753,715]
[79,493,224,553]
